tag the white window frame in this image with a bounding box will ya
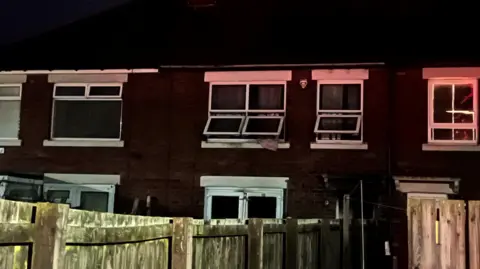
[427,78,478,144]
[315,80,364,144]
[43,183,115,212]
[51,83,123,141]
[242,115,285,136]
[204,187,284,220]
[0,84,22,140]
[203,115,245,136]
[203,81,287,141]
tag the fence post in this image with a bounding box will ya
[172,217,193,269]
[31,202,69,269]
[248,218,264,269]
[285,218,298,269]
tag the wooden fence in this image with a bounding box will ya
[406,198,480,269]
[0,198,384,269]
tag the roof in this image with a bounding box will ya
[1,0,479,70]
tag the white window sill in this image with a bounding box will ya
[310,142,368,150]
[422,143,480,152]
[43,140,124,148]
[201,141,290,149]
[0,139,22,146]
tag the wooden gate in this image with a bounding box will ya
[407,199,480,269]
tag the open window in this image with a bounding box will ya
[315,81,363,143]
[203,115,245,136]
[203,72,289,144]
[242,115,284,136]
[315,115,361,134]
[428,79,478,144]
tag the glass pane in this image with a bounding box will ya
[89,86,122,96]
[211,85,246,110]
[453,84,474,123]
[211,196,239,219]
[454,129,474,141]
[248,197,277,218]
[80,191,109,212]
[244,118,282,134]
[319,84,361,110]
[318,117,358,131]
[433,85,453,123]
[248,85,284,110]
[0,100,20,138]
[206,118,242,133]
[432,129,452,140]
[55,86,86,96]
[4,182,41,202]
[0,86,21,97]
[52,100,122,139]
[46,190,71,204]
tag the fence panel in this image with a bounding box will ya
[408,198,465,269]
[1,198,386,269]
[0,199,34,269]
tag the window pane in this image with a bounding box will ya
[46,190,71,204]
[319,84,361,110]
[80,191,109,212]
[206,118,242,133]
[249,85,284,110]
[53,100,122,139]
[211,196,239,219]
[211,85,246,110]
[454,129,475,141]
[0,100,20,138]
[453,84,474,123]
[0,86,21,97]
[248,197,277,218]
[318,116,358,131]
[432,129,452,140]
[55,86,86,96]
[4,182,41,202]
[433,85,453,123]
[89,86,121,96]
[244,118,282,134]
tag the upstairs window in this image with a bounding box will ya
[203,82,286,141]
[315,81,363,143]
[0,85,22,139]
[428,79,478,144]
[51,84,123,140]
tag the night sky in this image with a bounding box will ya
[0,0,128,45]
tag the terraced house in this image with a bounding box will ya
[0,1,479,268]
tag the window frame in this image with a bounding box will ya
[0,84,22,139]
[242,115,285,136]
[204,81,287,139]
[314,114,362,134]
[204,186,284,220]
[315,80,364,143]
[427,78,478,144]
[203,115,246,136]
[51,83,123,141]
[43,183,115,212]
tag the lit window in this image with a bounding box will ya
[203,83,286,141]
[428,79,477,144]
[51,84,123,140]
[314,81,363,143]
[0,85,22,139]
